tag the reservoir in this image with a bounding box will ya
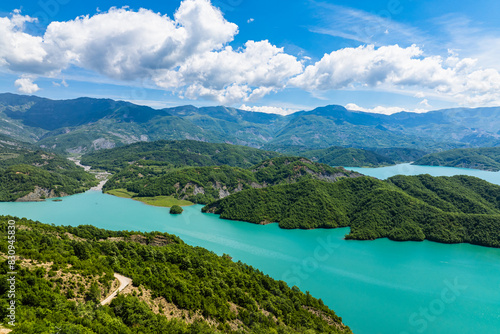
[1,164,500,334]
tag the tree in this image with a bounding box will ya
[170,205,183,214]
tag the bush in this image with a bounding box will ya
[170,205,183,214]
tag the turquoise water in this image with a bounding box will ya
[347,163,500,184]
[1,165,500,334]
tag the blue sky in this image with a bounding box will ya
[0,0,499,114]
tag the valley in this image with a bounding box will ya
[2,94,500,334]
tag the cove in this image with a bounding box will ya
[1,164,500,334]
[347,163,500,184]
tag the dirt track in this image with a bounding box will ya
[101,273,132,306]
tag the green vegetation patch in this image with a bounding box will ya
[103,157,360,205]
[106,189,193,207]
[413,147,500,171]
[0,216,352,334]
[170,205,184,214]
[204,175,500,248]
[81,139,280,172]
[137,196,193,208]
[106,188,137,198]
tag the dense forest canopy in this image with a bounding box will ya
[203,175,500,248]
[0,216,352,333]
[103,157,361,204]
[0,145,97,201]
[413,147,500,171]
[81,140,281,172]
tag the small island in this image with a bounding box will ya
[169,205,184,214]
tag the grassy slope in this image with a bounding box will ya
[106,189,193,207]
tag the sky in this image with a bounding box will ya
[0,0,499,115]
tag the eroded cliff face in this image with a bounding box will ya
[15,186,67,202]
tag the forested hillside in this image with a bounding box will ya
[294,146,394,167]
[104,157,361,204]
[81,140,280,172]
[2,93,500,155]
[0,144,97,201]
[0,216,352,334]
[413,147,500,171]
[203,175,500,247]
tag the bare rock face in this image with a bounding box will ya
[214,181,230,199]
[219,188,230,199]
[193,184,205,195]
[15,186,66,202]
[92,138,116,150]
[179,182,205,198]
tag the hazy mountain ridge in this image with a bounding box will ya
[1,93,500,155]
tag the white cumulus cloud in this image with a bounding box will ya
[290,44,500,106]
[345,103,428,115]
[239,104,299,116]
[1,2,500,107]
[0,1,301,104]
[15,76,40,94]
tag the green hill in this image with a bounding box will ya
[82,140,280,173]
[413,147,500,171]
[104,156,361,204]
[203,175,500,247]
[0,216,352,334]
[296,146,394,167]
[0,141,97,201]
[368,147,428,163]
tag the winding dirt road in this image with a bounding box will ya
[101,273,132,306]
[67,157,111,191]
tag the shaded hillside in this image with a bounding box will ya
[0,93,221,154]
[265,106,452,150]
[166,105,288,147]
[296,146,394,167]
[104,157,361,204]
[413,147,500,171]
[0,216,352,334]
[368,147,428,163]
[81,140,280,172]
[203,175,500,247]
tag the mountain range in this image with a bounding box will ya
[1,93,500,155]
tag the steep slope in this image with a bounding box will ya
[413,147,500,171]
[203,175,500,247]
[0,93,221,154]
[2,93,500,154]
[0,216,352,333]
[166,105,287,147]
[376,107,500,147]
[266,105,447,150]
